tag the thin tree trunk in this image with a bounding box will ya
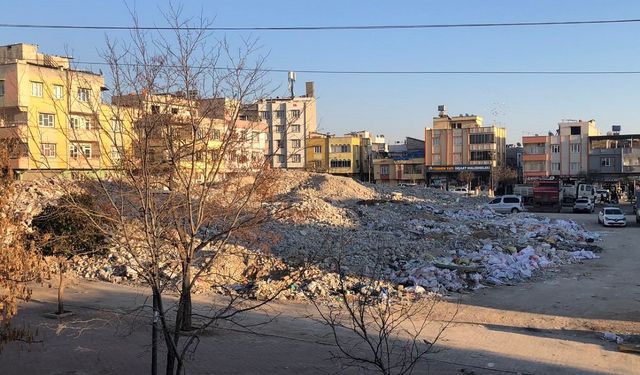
[152,290,159,375]
[57,260,65,315]
[180,263,193,331]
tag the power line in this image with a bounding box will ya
[1,18,640,31]
[13,58,640,75]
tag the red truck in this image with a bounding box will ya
[532,180,563,212]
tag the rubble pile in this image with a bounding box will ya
[11,171,602,301]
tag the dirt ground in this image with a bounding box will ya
[1,211,639,374]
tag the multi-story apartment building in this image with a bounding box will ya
[522,120,599,181]
[0,43,127,180]
[588,132,640,181]
[373,137,425,186]
[506,144,524,183]
[424,106,506,187]
[306,132,370,179]
[245,82,316,169]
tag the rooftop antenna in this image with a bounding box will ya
[288,71,296,98]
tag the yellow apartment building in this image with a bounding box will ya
[424,106,506,187]
[0,43,128,180]
[305,133,370,178]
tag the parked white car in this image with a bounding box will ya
[598,207,627,227]
[451,187,469,195]
[487,195,525,214]
[573,197,594,213]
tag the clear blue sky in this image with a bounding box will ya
[3,0,640,143]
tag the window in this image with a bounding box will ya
[432,137,440,147]
[278,154,286,163]
[111,119,123,132]
[0,80,4,96]
[453,153,461,164]
[70,116,91,130]
[40,143,57,157]
[570,126,581,135]
[330,159,351,168]
[570,143,581,153]
[78,88,91,102]
[276,140,284,149]
[470,150,493,161]
[275,110,284,119]
[290,110,301,119]
[432,154,441,164]
[259,111,271,120]
[525,143,546,154]
[38,113,55,128]
[313,146,322,153]
[291,124,301,133]
[551,144,560,153]
[380,165,389,175]
[601,157,613,167]
[291,139,301,148]
[151,105,160,114]
[70,143,92,159]
[552,163,560,171]
[31,82,43,97]
[111,146,122,161]
[330,144,351,153]
[53,85,63,99]
[171,108,179,115]
[470,133,495,144]
[504,197,520,204]
[454,137,462,146]
[275,125,284,132]
[570,162,580,171]
[212,129,221,140]
[291,154,302,163]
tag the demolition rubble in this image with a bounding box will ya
[12,172,601,301]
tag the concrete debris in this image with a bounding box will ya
[12,171,603,302]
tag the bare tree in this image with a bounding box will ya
[310,239,452,375]
[0,147,43,349]
[457,171,474,190]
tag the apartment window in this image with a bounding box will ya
[275,125,284,133]
[291,139,301,148]
[38,113,55,128]
[551,144,560,153]
[570,162,580,171]
[569,143,581,153]
[432,137,440,147]
[0,80,4,96]
[70,143,92,159]
[70,116,92,130]
[380,165,389,175]
[601,157,613,167]
[454,137,462,146]
[470,150,494,161]
[291,154,302,163]
[171,107,179,115]
[552,163,560,172]
[278,154,286,163]
[330,144,351,153]
[291,124,301,133]
[432,154,441,164]
[110,146,122,161]
[53,85,63,99]
[275,110,284,119]
[31,82,43,97]
[570,126,581,135]
[313,146,322,154]
[212,129,221,140]
[40,143,57,157]
[330,159,351,168]
[525,143,546,154]
[290,110,301,119]
[77,88,91,102]
[259,111,271,120]
[470,133,495,144]
[453,153,461,164]
[111,119,123,132]
[151,105,160,114]
[276,140,284,149]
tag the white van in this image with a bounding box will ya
[487,195,525,214]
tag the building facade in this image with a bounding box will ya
[588,133,640,181]
[0,43,127,180]
[506,144,524,183]
[306,132,371,179]
[424,107,506,187]
[522,120,599,181]
[373,137,425,186]
[245,82,316,170]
